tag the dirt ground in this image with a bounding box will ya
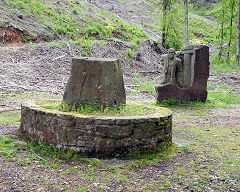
[0,43,240,192]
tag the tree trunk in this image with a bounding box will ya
[162,0,172,48]
[162,0,168,48]
[227,0,236,62]
[184,0,189,46]
[218,9,225,65]
[237,0,240,67]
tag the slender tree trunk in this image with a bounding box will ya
[184,0,189,46]
[237,0,240,67]
[218,9,225,65]
[162,0,169,48]
[227,0,236,61]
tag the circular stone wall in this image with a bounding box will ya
[20,100,172,156]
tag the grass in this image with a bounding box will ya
[38,100,157,116]
[155,81,240,108]
[0,136,20,158]
[0,110,21,124]
[5,0,149,47]
[132,73,156,95]
[210,62,240,73]
[126,48,135,59]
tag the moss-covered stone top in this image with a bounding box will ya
[23,99,172,120]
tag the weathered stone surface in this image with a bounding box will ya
[20,100,172,156]
[160,48,184,88]
[156,45,209,102]
[63,57,126,109]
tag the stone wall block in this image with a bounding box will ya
[133,123,157,139]
[132,118,146,124]
[66,131,78,146]
[95,125,133,139]
[115,119,131,125]
[93,119,116,125]
[75,118,86,125]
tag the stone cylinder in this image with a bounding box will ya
[63,57,126,109]
[20,100,172,156]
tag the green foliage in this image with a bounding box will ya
[26,141,79,160]
[0,110,21,124]
[67,166,79,172]
[72,7,78,15]
[99,10,149,44]
[81,51,88,57]
[155,98,225,109]
[126,48,135,59]
[126,144,176,169]
[159,1,185,49]
[0,137,20,158]
[206,0,239,68]
[82,21,113,38]
[50,164,60,169]
[210,54,240,72]
[7,0,148,45]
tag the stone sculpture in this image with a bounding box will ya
[156,44,210,102]
[63,57,126,109]
[160,48,184,88]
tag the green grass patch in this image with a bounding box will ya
[132,73,156,95]
[6,0,149,46]
[210,63,240,73]
[0,136,21,158]
[0,110,21,124]
[155,98,229,109]
[155,81,240,108]
[125,144,176,169]
[38,100,156,116]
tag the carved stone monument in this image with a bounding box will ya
[63,57,126,109]
[156,44,210,102]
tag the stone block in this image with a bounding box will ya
[63,57,126,109]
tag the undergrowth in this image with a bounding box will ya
[5,0,149,48]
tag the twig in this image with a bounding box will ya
[66,43,74,56]
[52,55,65,61]
[220,88,234,101]
[9,56,15,63]
[125,85,140,87]
[138,71,160,73]
[30,149,46,161]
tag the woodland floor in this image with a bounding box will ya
[0,44,239,192]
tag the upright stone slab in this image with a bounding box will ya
[63,57,126,109]
[156,45,210,102]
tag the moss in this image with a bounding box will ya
[35,99,170,117]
